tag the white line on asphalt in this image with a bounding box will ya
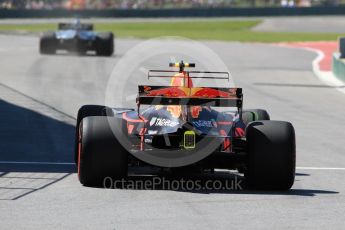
[309,49,345,95]
[0,161,344,170]
[297,167,345,170]
[275,43,345,95]
[0,161,74,165]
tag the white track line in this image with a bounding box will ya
[296,167,345,170]
[276,43,345,95]
[302,47,345,95]
[0,161,344,170]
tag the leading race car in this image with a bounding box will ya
[75,61,296,190]
[39,19,114,56]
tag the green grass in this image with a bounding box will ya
[0,20,343,43]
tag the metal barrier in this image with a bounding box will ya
[1,6,345,18]
[332,52,345,83]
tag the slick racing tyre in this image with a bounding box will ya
[96,32,114,56]
[75,105,112,164]
[78,116,128,186]
[39,32,57,54]
[245,120,296,190]
[242,109,270,126]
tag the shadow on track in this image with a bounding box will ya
[0,99,75,200]
[295,172,310,176]
[90,169,338,197]
[0,99,75,166]
[41,51,116,58]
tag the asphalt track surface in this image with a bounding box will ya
[1,34,345,229]
[252,16,345,33]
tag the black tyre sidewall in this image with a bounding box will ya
[96,32,114,56]
[74,105,110,164]
[245,120,296,190]
[40,32,56,54]
[78,116,128,186]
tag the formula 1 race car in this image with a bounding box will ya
[39,19,114,56]
[75,61,296,190]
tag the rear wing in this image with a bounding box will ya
[58,23,93,31]
[136,61,243,120]
[148,70,230,81]
[137,86,243,108]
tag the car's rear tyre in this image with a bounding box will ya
[74,105,112,164]
[39,32,56,54]
[245,120,296,190]
[78,116,128,186]
[242,109,270,126]
[96,32,114,56]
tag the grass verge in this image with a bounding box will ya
[0,20,343,43]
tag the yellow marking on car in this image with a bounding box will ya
[184,130,195,149]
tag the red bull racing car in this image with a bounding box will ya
[75,61,296,190]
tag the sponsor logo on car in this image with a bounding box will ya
[144,138,153,143]
[211,119,218,128]
[149,117,179,127]
[193,119,217,128]
[148,130,158,135]
[150,117,157,126]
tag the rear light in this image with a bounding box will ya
[184,131,195,149]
